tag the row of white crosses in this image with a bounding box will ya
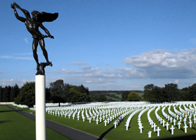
[125,108,143,130]
[153,106,163,136]
[161,103,196,134]
[147,106,157,138]
[172,104,196,127]
[138,107,149,133]
[45,101,196,138]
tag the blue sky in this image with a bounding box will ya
[1,0,196,90]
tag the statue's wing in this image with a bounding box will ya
[37,12,58,23]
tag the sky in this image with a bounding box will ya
[1,0,196,90]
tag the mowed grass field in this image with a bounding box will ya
[45,106,196,140]
[2,104,196,140]
[0,105,69,140]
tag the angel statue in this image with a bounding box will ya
[11,2,58,74]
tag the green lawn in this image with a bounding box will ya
[0,105,69,140]
[7,104,196,140]
[45,105,196,140]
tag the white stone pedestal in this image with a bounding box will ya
[35,75,46,140]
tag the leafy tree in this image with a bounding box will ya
[46,87,51,102]
[90,94,99,101]
[13,84,20,98]
[143,84,156,102]
[10,87,15,102]
[164,83,179,101]
[121,91,130,101]
[179,90,190,101]
[14,82,35,107]
[0,86,3,102]
[97,94,107,102]
[127,91,140,101]
[49,79,65,106]
[143,84,168,102]
[49,80,91,104]
[153,86,165,102]
[69,86,90,102]
[188,83,196,101]
[3,86,11,102]
[10,84,20,102]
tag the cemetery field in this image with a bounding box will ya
[44,102,196,140]
[0,105,69,140]
[11,102,196,140]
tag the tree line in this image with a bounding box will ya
[121,91,141,101]
[121,83,196,102]
[143,83,196,102]
[0,84,20,102]
[2,81,196,107]
[14,79,91,107]
[1,79,107,107]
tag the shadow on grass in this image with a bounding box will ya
[0,110,15,113]
[156,134,196,140]
[0,121,11,124]
[98,126,114,140]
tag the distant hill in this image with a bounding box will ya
[89,90,143,101]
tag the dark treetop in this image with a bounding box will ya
[11,2,58,75]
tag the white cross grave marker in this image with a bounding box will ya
[126,124,129,131]
[173,119,176,125]
[183,118,187,124]
[184,123,188,133]
[165,122,169,130]
[83,117,85,122]
[189,120,192,128]
[156,127,161,136]
[162,119,165,127]
[96,118,99,124]
[177,121,181,129]
[89,118,92,123]
[148,131,152,138]
[153,123,157,132]
[170,125,175,135]
[194,115,196,124]
[114,121,117,128]
[139,125,143,133]
[100,117,102,122]
[170,117,173,123]
[104,119,107,126]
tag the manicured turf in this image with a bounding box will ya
[0,105,69,140]
[45,105,196,140]
[8,104,196,140]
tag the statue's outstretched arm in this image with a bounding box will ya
[40,24,54,38]
[12,2,31,20]
[11,4,26,22]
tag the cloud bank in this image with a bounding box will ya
[124,49,196,79]
[2,49,196,90]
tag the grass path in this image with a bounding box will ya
[0,105,69,140]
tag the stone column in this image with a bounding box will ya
[35,74,46,140]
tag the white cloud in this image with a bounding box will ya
[175,79,179,84]
[124,49,196,79]
[0,54,33,60]
[66,62,87,66]
[47,65,146,90]
[24,37,29,44]
[0,79,34,87]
